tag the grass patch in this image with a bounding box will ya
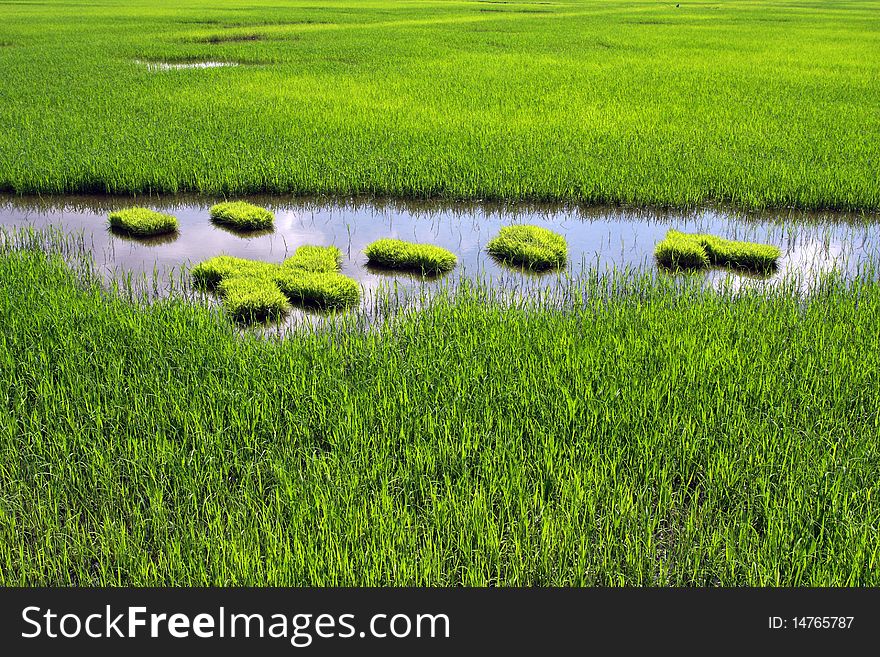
[653,230,711,270]
[3,229,880,585]
[217,274,290,322]
[700,234,782,273]
[193,33,265,44]
[192,247,359,317]
[282,245,342,273]
[3,0,875,209]
[107,207,178,237]
[364,238,457,275]
[486,225,567,270]
[274,270,360,309]
[190,255,276,290]
[209,201,274,231]
[655,231,780,273]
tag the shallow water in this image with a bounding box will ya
[1,194,878,325]
[135,60,239,71]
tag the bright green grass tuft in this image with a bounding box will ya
[364,238,456,275]
[217,274,290,322]
[700,234,782,273]
[282,245,343,273]
[209,201,274,231]
[190,255,277,290]
[274,270,360,309]
[107,207,178,237]
[654,231,711,270]
[486,225,567,270]
[193,247,359,316]
[655,231,780,273]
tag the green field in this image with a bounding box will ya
[1,0,878,587]
[1,0,878,208]
[0,230,878,585]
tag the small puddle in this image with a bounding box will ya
[1,195,878,328]
[135,60,240,71]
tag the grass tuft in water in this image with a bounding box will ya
[191,255,277,290]
[654,230,711,270]
[655,230,780,273]
[209,201,274,231]
[274,270,360,309]
[217,274,290,322]
[107,207,178,237]
[700,234,781,272]
[486,225,567,270]
[364,238,457,275]
[282,245,343,273]
[193,247,359,317]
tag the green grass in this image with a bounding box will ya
[107,207,178,237]
[193,247,359,316]
[1,229,879,585]
[0,0,877,209]
[486,225,568,270]
[218,274,291,322]
[283,245,343,273]
[209,201,274,231]
[191,255,277,289]
[274,270,360,309]
[655,230,780,273]
[654,231,712,270]
[365,238,457,275]
[700,234,782,273]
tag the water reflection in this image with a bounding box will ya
[1,194,878,325]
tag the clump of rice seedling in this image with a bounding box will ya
[217,275,290,322]
[364,239,457,275]
[654,230,710,270]
[191,255,277,290]
[282,245,343,273]
[209,201,274,231]
[486,225,567,270]
[192,247,359,318]
[700,234,781,273]
[654,230,780,273]
[108,207,178,237]
[275,270,360,309]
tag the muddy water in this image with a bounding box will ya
[1,194,878,324]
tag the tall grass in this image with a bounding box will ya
[0,228,878,585]
[0,1,877,209]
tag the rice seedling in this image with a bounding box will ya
[274,269,360,309]
[486,225,567,270]
[364,238,457,275]
[190,254,276,289]
[107,207,178,237]
[700,234,782,273]
[282,245,343,273]
[653,230,711,270]
[3,227,880,586]
[209,201,274,231]
[654,231,780,273]
[3,0,874,210]
[193,248,359,315]
[217,274,290,322]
